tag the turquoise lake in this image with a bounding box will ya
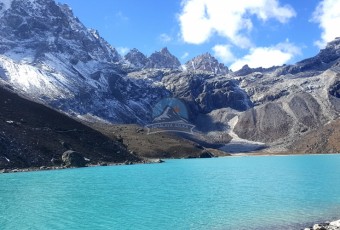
[1,154,340,230]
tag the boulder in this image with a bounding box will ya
[62,150,86,167]
[329,220,340,227]
[156,159,165,163]
[199,151,214,158]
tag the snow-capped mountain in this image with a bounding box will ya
[0,0,168,123]
[0,0,250,125]
[0,0,340,153]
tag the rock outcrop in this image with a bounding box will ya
[162,72,253,115]
[185,53,229,75]
[146,47,181,69]
[124,48,148,69]
[62,150,86,167]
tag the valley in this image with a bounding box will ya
[0,0,340,171]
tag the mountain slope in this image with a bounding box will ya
[0,0,165,124]
[0,0,340,154]
[0,0,253,128]
[232,53,340,150]
[289,119,340,154]
[0,85,141,170]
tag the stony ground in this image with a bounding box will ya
[83,122,230,159]
[290,119,340,154]
[0,86,141,170]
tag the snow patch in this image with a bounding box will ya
[0,0,14,15]
[220,116,266,153]
[0,55,72,99]
[5,49,35,63]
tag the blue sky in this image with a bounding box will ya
[57,0,340,71]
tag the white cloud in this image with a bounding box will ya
[115,11,129,22]
[230,41,301,71]
[117,47,129,56]
[159,33,172,43]
[312,0,340,48]
[212,44,235,63]
[178,0,296,48]
[181,52,189,59]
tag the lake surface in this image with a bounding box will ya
[1,154,340,230]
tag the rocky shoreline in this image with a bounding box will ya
[303,219,340,230]
[0,158,165,174]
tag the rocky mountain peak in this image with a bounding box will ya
[146,47,181,69]
[124,48,148,69]
[325,37,340,49]
[276,37,340,76]
[160,47,170,55]
[185,52,229,75]
[318,37,340,61]
[0,0,120,63]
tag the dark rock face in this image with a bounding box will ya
[329,81,340,98]
[329,80,340,112]
[146,47,181,69]
[317,38,340,64]
[62,150,86,167]
[163,73,253,115]
[0,134,23,169]
[185,53,229,75]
